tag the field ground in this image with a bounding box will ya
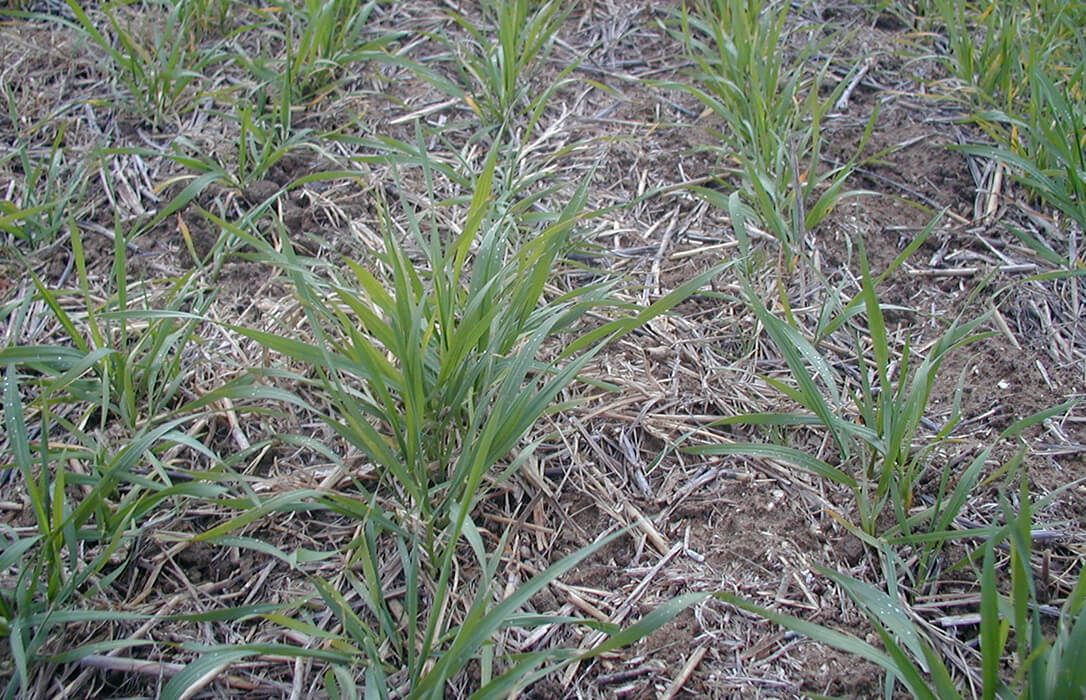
[1,0,1084,698]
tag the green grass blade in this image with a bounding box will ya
[685,441,856,488]
[980,539,1003,700]
[712,591,897,672]
[159,649,256,700]
[410,529,629,699]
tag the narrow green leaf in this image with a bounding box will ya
[160,649,253,700]
[980,539,1002,700]
[713,591,896,669]
[191,490,326,541]
[684,441,856,488]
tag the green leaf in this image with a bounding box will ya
[191,490,327,541]
[160,649,254,700]
[980,539,1002,700]
[411,529,630,699]
[685,441,856,488]
[713,591,896,669]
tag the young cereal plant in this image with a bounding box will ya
[60,0,228,127]
[200,137,722,696]
[926,0,1083,115]
[924,1,1084,269]
[25,219,217,430]
[0,111,91,249]
[400,0,573,136]
[977,481,1086,700]
[0,371,226,700]
[673,0,874,262]
[163,84,313,194]
[957,66,1086,268]
[0,224,286,696]
[687,208,1059,553]
[172,0,234,41]
[712,476,1086,700]
[929,0,1025,112]
[141,82,337,255]
[269,0,400,100]
[453,0,572,130]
